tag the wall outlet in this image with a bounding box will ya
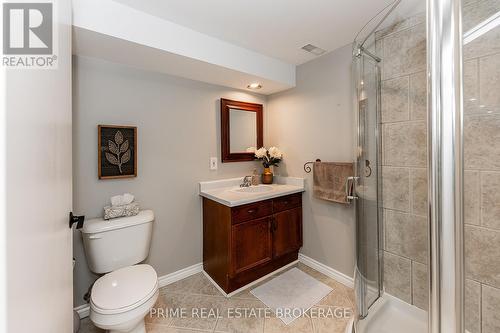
[210,157,218,170]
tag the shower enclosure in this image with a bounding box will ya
[352,42,383,320]
[351,0,500,332]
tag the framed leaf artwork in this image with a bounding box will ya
[98,125,137,179]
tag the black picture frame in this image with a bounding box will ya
[98,125,137,179]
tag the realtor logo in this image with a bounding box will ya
[2,1,57,68]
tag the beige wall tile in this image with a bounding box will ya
[381,77,409,123]
[481,172,500,230]
[409,71,427,120]
[383,121,427,167]
[410,168,428,216]
[411,262,428,310]
[463,0,500,31]
[463,0,500,60]
[479,53,500,113]
[375,13,425,40]
[382,23,426,79]
[465,279,481,333]
[382,167,410,212]
[465,225,500,288]
[384,210,428,263]
[482,284,500,333]
[464,115,500,170]
[464,27,500,61]
[383,251,412,303]
[464,59,481,113]
[465,170,480,226]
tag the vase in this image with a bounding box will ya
[262,167,273,184]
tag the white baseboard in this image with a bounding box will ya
[74,303,90,319]
[298,253,354,288]
[74,262,203,319]
[75,255,354,320]
[157,263,203,288]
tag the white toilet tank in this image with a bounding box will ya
[81,210,154,274]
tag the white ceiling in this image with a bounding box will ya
[113,0,400,65]
[73,0,296,95]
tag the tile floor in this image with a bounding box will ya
[79,263,355,333]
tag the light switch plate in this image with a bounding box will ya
[210,157,218,170]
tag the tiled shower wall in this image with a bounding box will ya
[375,11,429,311]
[462,1,500,332]
[376,1,500,332]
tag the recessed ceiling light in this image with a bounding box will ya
[247,83,262,90]
[301,44,326,56]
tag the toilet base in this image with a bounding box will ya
[108,319,145,333]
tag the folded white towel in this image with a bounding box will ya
[110,193,135,207]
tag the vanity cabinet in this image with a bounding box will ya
[203,192,303,293]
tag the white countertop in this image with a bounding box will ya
[199,176,305,207]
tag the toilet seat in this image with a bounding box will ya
[91,264,158,315]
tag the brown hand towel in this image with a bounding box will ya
[313,162,354,204]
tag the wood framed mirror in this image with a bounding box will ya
[221,98,263,163]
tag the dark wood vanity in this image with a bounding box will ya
[202,192,303,293]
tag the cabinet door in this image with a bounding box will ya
[231,217,272,275]
[273,207,303,258]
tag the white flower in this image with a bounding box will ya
[255,147,268,159]
[246,147,256,153]
[268,146,283,159]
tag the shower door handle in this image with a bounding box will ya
[346,176,359,202]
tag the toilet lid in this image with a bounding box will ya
[91,264,158,311]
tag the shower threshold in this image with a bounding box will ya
[350,294,427,333]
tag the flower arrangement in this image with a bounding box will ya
[247,146,284,168]
[247,147,283,184]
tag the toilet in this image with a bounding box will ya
[81,210,158,333]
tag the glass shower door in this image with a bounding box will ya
[352,47,383,320]
[461,1,500,332]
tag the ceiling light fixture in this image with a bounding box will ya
[301,44,326,56]
[247,83,262,90]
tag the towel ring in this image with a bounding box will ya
[303,159,322,173]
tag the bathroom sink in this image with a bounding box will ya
[232,185,274,194]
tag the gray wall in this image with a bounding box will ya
[72,56,264,306]
[267,44,356,279]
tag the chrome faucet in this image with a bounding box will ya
[240,176,253,187]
